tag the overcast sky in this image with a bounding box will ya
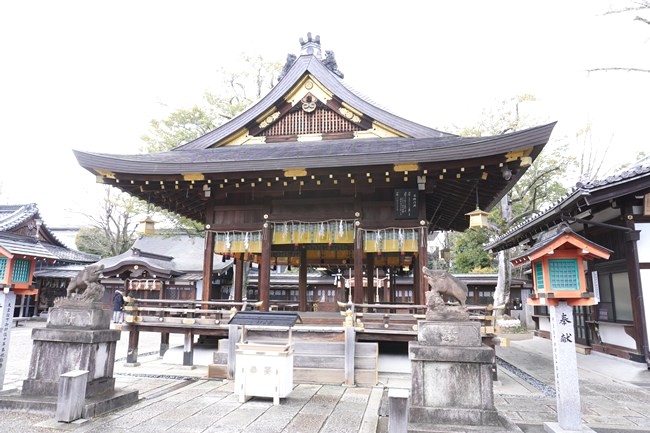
[1,1,648,229]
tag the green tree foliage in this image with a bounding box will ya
[76,187,145,258]
[447,95,574,307]
[449,228,492,273]
[140,106,218,153]
[141,55,281,152]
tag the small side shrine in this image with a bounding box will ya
[512,225,611,433]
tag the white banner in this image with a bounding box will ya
[0,291,17,390]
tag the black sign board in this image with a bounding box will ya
[228,311,302,327]
[394,189,419,219]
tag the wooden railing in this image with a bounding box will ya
[123,298,262,325]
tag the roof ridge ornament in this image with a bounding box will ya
[299,32,321,58]
[278,33,344,80]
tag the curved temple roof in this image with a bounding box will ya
[73,35,556,233]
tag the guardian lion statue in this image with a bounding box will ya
[422,266,469,321]
[66,263,105,302]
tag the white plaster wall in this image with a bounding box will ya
[636,223,649,360]
[642,269,650,357]
[598,323,637,349]
[637,223,650,263]
[538,316,551,333]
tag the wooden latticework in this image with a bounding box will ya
[261,107,363,136]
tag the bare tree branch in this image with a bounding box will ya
[587,67,650,73]
[635,15,650,24]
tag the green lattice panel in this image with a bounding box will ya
[11,258,31,283]
[548,259,579,291]
[0,258,7,280]
[534,262,544,290]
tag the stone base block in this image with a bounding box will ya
[0,388,139,419]
[23,377,115,398]
[47,304,111,330]
[23,328,120,398]
[417,321,482,347]
[408,414,523,432]
[410,406,502,426]
[543,422,596,433]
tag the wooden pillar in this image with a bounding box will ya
[160,333,170,357]
[183,329,194,366]
[383,276,391,304]
[202,230,215,304]
[354,227,364,305]
[299,247,307,312]
[126,329,140,365]
[234,253,244,302]
[259,222,271,312]
[367,253,375,303]
[624,212,647,360]
[416,227,428,305]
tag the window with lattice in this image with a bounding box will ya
[11,258,31,283]
[534,262,544,291]
[548,259,579,291]
[0,258,7,280]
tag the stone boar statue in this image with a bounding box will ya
[66,263,105,297]
[422,267,467,307]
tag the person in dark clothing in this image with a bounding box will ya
[112,290,124,323]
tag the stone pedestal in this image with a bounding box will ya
[0,298,138,418]
[408,320,521,432]
[22,302,120,398]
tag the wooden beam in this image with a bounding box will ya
[354,227,364,304]
[299,247,307,312]
[202,230,214,305]
[260,223,271,312]
[234,254,244,302]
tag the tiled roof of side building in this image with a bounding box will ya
[487,156,650,252]
[0,203,39,231]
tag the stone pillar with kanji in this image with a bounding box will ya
[511,225,611,433]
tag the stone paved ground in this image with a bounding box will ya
[4,321,650,432]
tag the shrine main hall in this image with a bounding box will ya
[74,34,555,312]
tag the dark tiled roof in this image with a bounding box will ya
[74,123,556,176]
[1,203,98,262]
[41,243,99,263]
[510,224,613,263]
[174,55,452,151]
[488,157,650,252]
[97,234,233,276]
[34,264,86,279]
[0,232,57,259]
[0,203,39,231]
[576,156,650,191]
